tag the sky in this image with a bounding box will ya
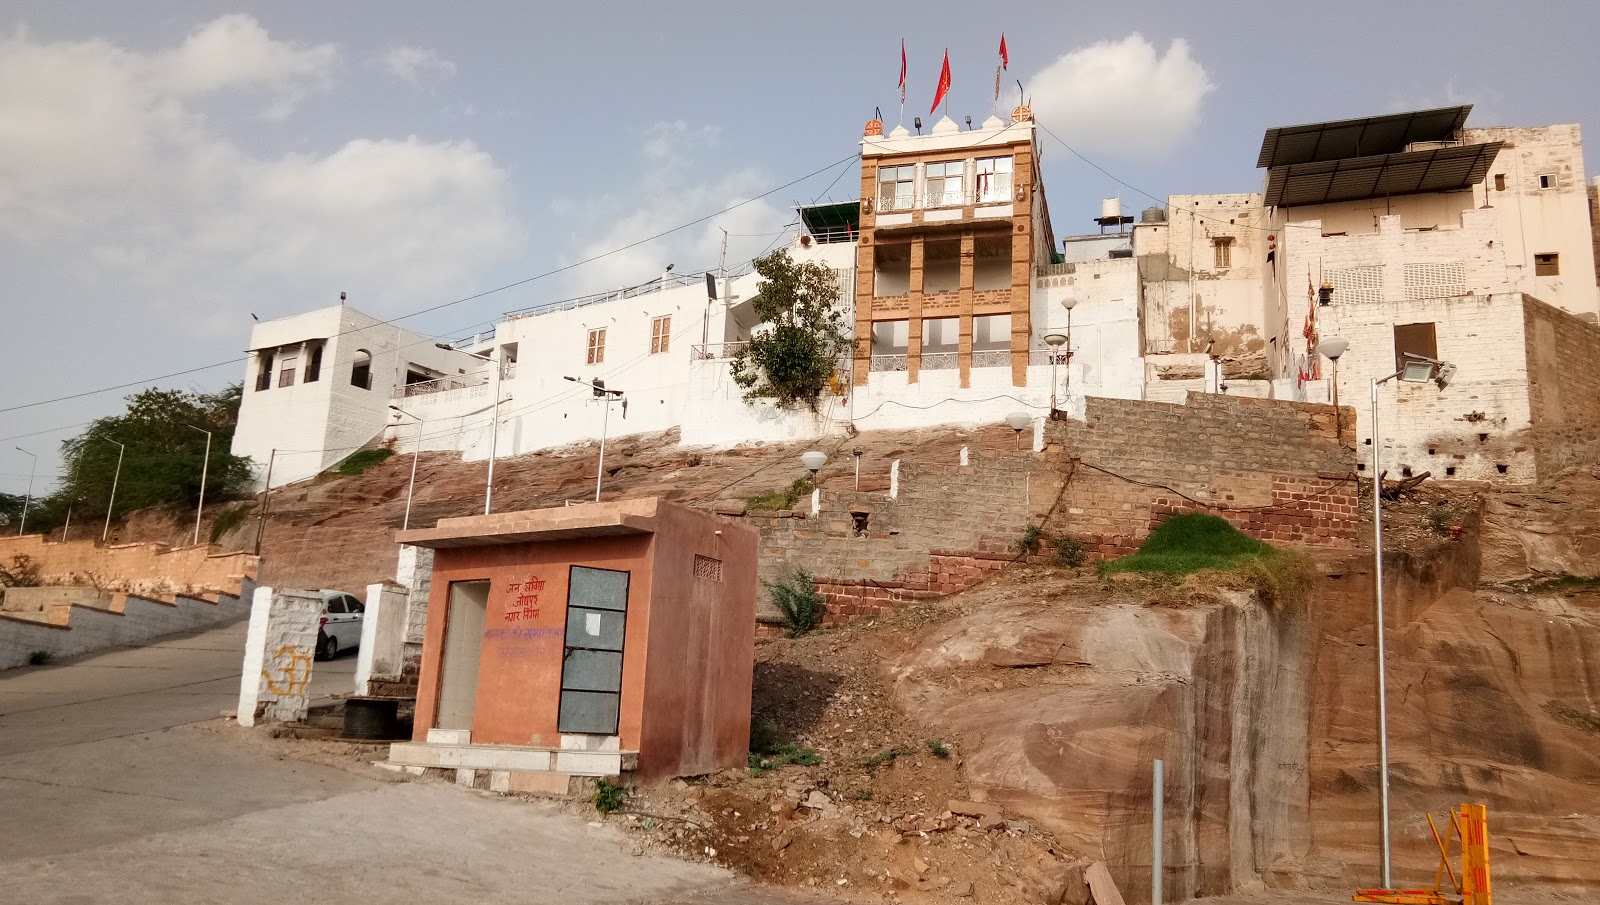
[3,0,1599,496]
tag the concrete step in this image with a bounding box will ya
[388,741,637,776]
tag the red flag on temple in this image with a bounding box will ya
[930,49,951,115]
[899,39,907,105]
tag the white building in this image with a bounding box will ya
[232,104,1600,489]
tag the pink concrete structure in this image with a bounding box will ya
[389,498,757,786]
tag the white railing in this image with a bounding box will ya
[870,354,908,372]
[500,362,517,379]
[1028,350,1072,367]
[972,350,1011,369]
[397,374,490,398]
[921,352,958,370]
[878,187,1013,214]
[691,341,750,361]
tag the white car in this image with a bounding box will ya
[316,590,366,661]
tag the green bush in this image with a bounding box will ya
[763,568,824,637]
[336,448,394,476]
[1427,503,1452,536]
[1100,513,1315,611]
[1016,524,1043,556]
[859,746,914,770]
[925,740,951,758]
[749,743,822,776]
[1053,535,1087,568]
[747,477,813,512]
[209,505,251,543]
[27,650,53,666]
[592,778,625,814]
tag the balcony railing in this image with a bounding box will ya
[921,352,958,370]
[870,354,908,372]
[691,341,750,361]
[876,185,1014,214]
[972,350,1011,369]
[397,374,490,398]
[1028,350,1072,367]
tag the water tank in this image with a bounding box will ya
[1101,197,1123,221]
[1140,206,1168,223]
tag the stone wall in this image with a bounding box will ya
[1524,295,1600,478]
[754,395,1358,627]
[0,535,257,598]
[237,586,322,726]
[0,580,255,671]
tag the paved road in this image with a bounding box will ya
[0,622,805,904]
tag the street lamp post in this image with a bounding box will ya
[564,376,625,502]
[1369,351,1454,890]
[1043,332,1067,417]
[185,426,213,546]
[1062,297,1079,398]
[103,440,125,542]
[389,405,424,531]
[450,345,507,515]
[1318,336,1350,443]
[1005,412,1031,449]
[14,447,35,535]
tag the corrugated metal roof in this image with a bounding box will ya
[1257,105,1472,169]
[1263,141,1502,207]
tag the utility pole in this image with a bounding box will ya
[14,447,35,535]
[254,449,275,556]
[186,426,213,546]
[563,376,624,502]
[103,440,125,543]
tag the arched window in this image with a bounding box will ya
[351,349,372,390]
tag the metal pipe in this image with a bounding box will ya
[254,449,275,556]
[595,393,611,503]
[104,441,125,542]
[1153,758,1165,905]
[485,350,503,515]
[1371,377,1393,889]
[188,427,212,546]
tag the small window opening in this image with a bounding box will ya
[1212,236,1235,269]
[1534,253,1560,276]
[1538,173,1557,190]
[851,511,870,537]
[587,328,607,365]
[351,349,372,390]
[1401,466,1413,478]
[1364,438,1372,446]
[255,351,274,392]
[1427,447,1437,456]
[1357,463,1367,471]
[1493,174,1506,192]
[1445,466,1457,476]
[304,344,322,383]
[1478,433,1489,443]
[1496,463,1509,474]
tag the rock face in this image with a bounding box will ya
[892,539,1600,899]
[1478,465,1600,581]
[893,588,1315,902]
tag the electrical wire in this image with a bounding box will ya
[0,151,860,416]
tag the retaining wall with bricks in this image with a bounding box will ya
[751,394,1358,628]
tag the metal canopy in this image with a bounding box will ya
[799,201,860,240]
[1263,141,1502,207]
[1256,105,1472,169]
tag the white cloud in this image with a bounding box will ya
[1026,34,1214,158]
[380,45,457,87]
[558,120,789,294]
[0,18,519,334]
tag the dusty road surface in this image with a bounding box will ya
[0,621,810,904]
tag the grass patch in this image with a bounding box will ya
[1016,524,1044,556]
[746,477,813,512]
[209,506,251,543]
[763,568,824,637]
[1053,535,1086,568]
[748,743,822,776]
[847,789,874,801]
[860,746,915,770]
[924,740,951,758]
[335,447,394,476]
[1099,513,1315,611]
[592,778,625,813]
[27,650,53,666]
[1544,701,1600,734]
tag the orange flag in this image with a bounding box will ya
[930,49,951,115]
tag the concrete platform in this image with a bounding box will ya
[388,741,638,776]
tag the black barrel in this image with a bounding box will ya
[343,697,403,740]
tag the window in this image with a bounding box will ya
[877,164,914,211]
[278,355,298,388]
[303,344,322,383]
[1393,322,1438,373]
[1212,237,1235,269]
[343,594,364,613]
[975,156,1012,204]
[693,554,723,582]
[1535,253,1560,276]
[254,351,274,391]
[650,316,670,354]
[587,328,606,365]
[1538,173,1557,190]
[351,349,372,390]
[924,160,964,207]
[324,596,347,614]
[1493,174,1506,192]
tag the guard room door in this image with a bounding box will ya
[558,566,629,735]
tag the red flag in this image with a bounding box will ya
[930,49,950,115]
[999,34,1009,69]
[899,39,907,104]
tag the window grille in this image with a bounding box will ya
[1404,262,1467,300]
[1328,265,1383,306]
[693,554,723,582]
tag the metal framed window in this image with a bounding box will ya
[303,344,323,383]
[1535,253,1560,276]
[924,160,965,207]
[877,165,915,211]
[587,328,606,365]
[1212,237,1235,269]
[278,356,298,388]
[1393,322,1438,374]
[255,351,274,391]
[650,316,670,354]
[557,565,630,736]
[975,156,1012,204]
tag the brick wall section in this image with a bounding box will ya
[0,535,257,598]
[752,395,1357,628]
[1523,294,1600,478]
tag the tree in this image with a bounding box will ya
[729,250,852,411]
[0,492,24,530]
[53,385,254,526]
